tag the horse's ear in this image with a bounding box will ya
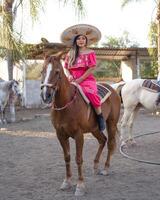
[44,54,50,60]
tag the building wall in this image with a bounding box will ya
[23,80,42,108]
[0,60,8,80]
[0,60,23,81]
[121,57,138,81]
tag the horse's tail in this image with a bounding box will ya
[119,85,123,103]
[115,82,125,104]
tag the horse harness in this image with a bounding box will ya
[52,87,78,111]
[41,73,78,111]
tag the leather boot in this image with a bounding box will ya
[97,113,106,134]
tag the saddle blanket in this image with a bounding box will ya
[71,82,111,104]
[142,79,160,93]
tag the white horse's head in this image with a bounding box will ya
[9,80,22,105]
[10,80,21,96]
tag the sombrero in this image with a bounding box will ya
[60,24,101,47]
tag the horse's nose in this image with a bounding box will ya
[46,91,52,102]
[41,90,52,104]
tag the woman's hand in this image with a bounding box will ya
[74,67,95,84]
[68,75,74,82]
[75,77,83,84]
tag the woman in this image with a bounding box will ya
[61,24,106,134]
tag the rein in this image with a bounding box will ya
[52,86,78,111]
[41,61,78,111]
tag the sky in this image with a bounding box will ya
[19,0,157,47]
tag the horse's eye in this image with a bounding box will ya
[55,69,60,74]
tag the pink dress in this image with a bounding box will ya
[64,50,101,108]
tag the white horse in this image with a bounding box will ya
[111,81,126,98]
[0,80,21,124]
[120,78,160,146]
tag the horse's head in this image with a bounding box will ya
[10,80,21,97]
[41,55,63,104]
[9,80,22,103]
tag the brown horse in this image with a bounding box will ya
[40,55,121,196]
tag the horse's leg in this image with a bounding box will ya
[120,108,134,145]
[1,107,7,124]
[9,102,16,122]
[127,106,139,145]
[100,121,117,175]
[92,131,107,174]
[74,133,85,196]
[0,111,2,124]
[57,135,72,190]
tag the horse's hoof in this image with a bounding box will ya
[93,168,101,175]
[98,169,108,176]
[120,141,127,148]
[126,139,137,147]
[75,184,85,196]
[60,179,72,190]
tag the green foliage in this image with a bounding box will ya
[102,31,139,48]
[146,21,158,78]
[59,0,85,18]
[29,0,45,23]
[0,0,85,63]
[94,60,121,78]
[121,0,144,8]
[140,60,158,79]
[0,0,45,63]
[148,21,157,48]
[121,0,158,78]
[96,31,139,80]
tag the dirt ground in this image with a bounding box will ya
[0,107,160,200]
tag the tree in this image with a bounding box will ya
[121,0,145,7]
[0,0,85,80]
[102,31,139,48]
[121,0,160,77]
[94,31,139,79]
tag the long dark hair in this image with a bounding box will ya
[68,34,88,66]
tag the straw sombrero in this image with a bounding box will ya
[60,24,101,47]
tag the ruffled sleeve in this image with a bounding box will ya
[64,54,69,69]
[87,51,96,67]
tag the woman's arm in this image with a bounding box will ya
[75,66,96,84]
[64,68,74,82]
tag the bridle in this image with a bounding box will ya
[41,72,61,92]
[41,64,78,111]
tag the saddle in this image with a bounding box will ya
[97,83,111,103]
[71,82,111,104]
[142,79,160,93]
